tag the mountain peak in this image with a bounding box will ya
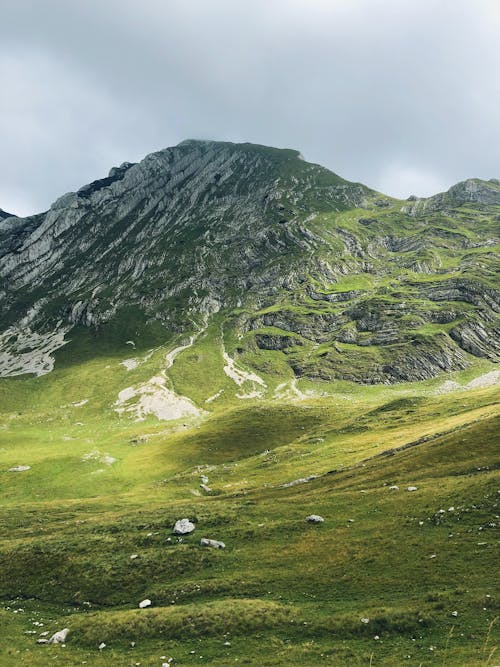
[446,177,500,205]
[0,207,15,221]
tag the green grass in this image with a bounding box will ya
[0,331,498,665]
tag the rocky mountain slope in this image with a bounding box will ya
[0,140,499,384]
[0,141,499,667]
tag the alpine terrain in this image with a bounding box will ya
[0,140,498,666]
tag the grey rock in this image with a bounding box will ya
[200,538,225,548]
[0,207,15,221]
[172,518,195,535]
[255,333,301,350]
[306,514,324,523]
[281,475,318,488]
[48,628,70,644]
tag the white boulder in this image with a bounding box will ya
[306,515,324,523]
[173,518,195,534]
[200,538,225,549]
[139,599,152,608]
[48,628,70,644]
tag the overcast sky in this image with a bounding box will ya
[1,0,499,217]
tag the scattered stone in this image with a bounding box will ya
[37,638,49,644]
[361,617,370,624]
[389,485,399,490]
[130,435,150,445]
[121,358,139,371]
[281,475,318,488]
[200,538,225,549]
[8,465,31,472]
[173,518,195,535]
[98,642,106,650]
[306,515,324,523]
[407,486,418,492]
[139,599,152,608]
[81,450,116,465]
[200,483,212,493]
[451,611,458,617]
[130,554,139,559]
[48,628,70,644]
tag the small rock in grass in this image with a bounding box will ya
[48,628,70,644]
[361,617,370,624]
[173,518,195,535]
[8,465,31,472]
[200,538,225,549]
[139,599,152,608]
[389,485,399,490]
[200,484,212,493]
[130,554,139,559]
[306,515,324,523]
[407,486,418,492]
[98,642,106,650]
[451,610,458,617]
[36,638,48,644]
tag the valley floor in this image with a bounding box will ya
[0,348,499,666]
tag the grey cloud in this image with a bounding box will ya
[1,0,499,216]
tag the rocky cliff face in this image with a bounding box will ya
[0,140,498,383]
[0,208,14,221]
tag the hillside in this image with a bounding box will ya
[0,141,499,666]
[1,140,499,387]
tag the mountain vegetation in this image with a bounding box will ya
[0,141,498,665]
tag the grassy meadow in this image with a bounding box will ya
[0,330,498,666]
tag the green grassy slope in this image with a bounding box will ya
[0,340,498,666]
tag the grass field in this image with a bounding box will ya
[0,332,499,666]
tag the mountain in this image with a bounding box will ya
[0,141,499,666]
[0,140,499,386]
[0,208,15,221]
